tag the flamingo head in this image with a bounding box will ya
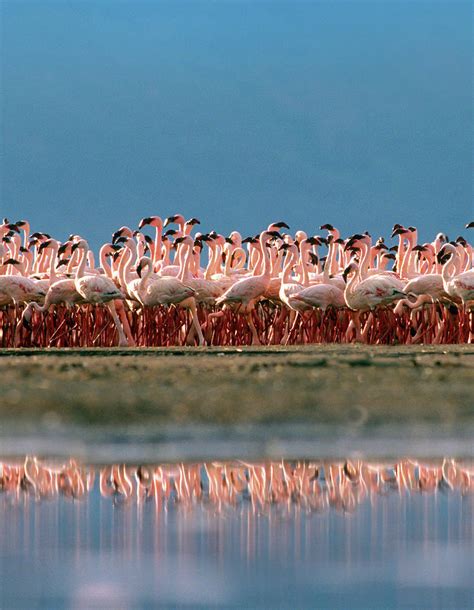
[112,226,133,243]
[344,234,365,251]
[174,235,193,246]
[391,226,409,238]
[435,232,448,244]
[103,244,122,258]
[163,229,178,238]
[436,243,456,264]
[138,216,162,229]
[164,214,185,228]
[342,262,358,283]
[465,221,474,229]
[264,230,282,240]
[38,239,53,253]
[5,223,20,234]
[71,239,89,253]
[185,217,200,226]
[136,257,151,278]
[303,236,321,246]
[267,221,289,232]
[58,242,72,256]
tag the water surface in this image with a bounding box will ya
[1,457,473,609]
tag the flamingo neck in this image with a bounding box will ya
[299,245,310,286]
[205,243,216,280]
[48,244,59,282]
[358,240,372,279]
[259,234,272,278]
[212,244,223,277]
[67,249,80,275]
[137,258,154,298]
[223,245,234,276]
[251,244,263,276]
[404,235,418,278]
[87,251,95,270]
[99,245,113,279]
[270,246,279,277]
[153,225,163,266]
[119,248,133,289]
[282,249,297,284]
[178,243,193,282]
[441,253,457,286]
[233,248,246,271]
[324,241,335,283]
[162,241,171,266]
[21,224,30,250]
[249,244,260,272]
[329,230,341,274]
[23,250,33,276]
[75,246,88,279]
[344,268,359,301]
[464,245,473,271]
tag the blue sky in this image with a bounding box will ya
[1,1,472,249]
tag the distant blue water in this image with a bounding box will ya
[1,1,472,248]
[1,465,473,609]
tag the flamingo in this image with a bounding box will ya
[70,240,129,346]
[215,230,280,344]
[2,215,473,348]
[135,256,205,345]
[343,261,406,342]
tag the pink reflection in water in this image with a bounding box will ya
[1,457,472,514]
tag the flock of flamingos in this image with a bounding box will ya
[1,215,473,347]
[1,457,472,513]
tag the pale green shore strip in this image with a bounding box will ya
[0,345,473,427]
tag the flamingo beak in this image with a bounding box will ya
[5,223,20,233]
[164,215,178,227]
[390,227,408,238]
[138,217,153,229]
[38,240,52,252]
[342,266,352,283]
[112,230,124,244]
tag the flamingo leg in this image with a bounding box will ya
[106,301,129,347]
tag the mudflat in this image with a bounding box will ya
[0,345,473,426]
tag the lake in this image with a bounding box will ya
[1,457,473,609]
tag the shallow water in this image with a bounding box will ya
[1,458,473,609]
